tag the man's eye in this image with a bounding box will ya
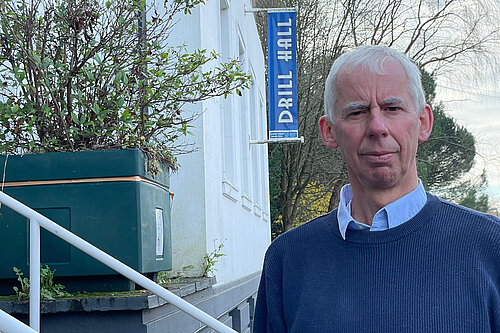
[348,111,364,118]
[386,106,400,112]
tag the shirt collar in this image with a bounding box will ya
[337,181,427,240]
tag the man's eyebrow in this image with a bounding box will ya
[342,101,368,115]
[380,97,408,107]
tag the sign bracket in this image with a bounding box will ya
[244,5,299,14]
[249,136,305,147]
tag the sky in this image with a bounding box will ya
[436,73,500,207]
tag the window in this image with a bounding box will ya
[238,37,252,211]
[250,72,263,216]
[220,1,237,194]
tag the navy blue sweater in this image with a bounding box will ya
[254,194,500,332]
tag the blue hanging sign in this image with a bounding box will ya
[267,11,298,139]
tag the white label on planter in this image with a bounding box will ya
[155,208,164,259]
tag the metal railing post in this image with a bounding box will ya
[29,218,40,332]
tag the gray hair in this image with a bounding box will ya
[323,45,426,123]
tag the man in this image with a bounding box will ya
[253,45,500,332]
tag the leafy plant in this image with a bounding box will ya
[202,239,226,277]
[12,267,29,300]
[13,265,70,300]
[0,0,250,170]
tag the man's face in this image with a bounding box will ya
[320,59,433,195]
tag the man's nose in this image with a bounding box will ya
[366,108,389,138]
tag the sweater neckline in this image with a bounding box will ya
[327,193,441,244]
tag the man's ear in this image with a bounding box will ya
[319,115,339,149]
[418,104,433,143]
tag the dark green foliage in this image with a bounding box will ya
[268,143,285,238]
[417,104,476,189]
[459,187,489,213]
[438,171,490,213]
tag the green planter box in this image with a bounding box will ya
[0,149,172,294]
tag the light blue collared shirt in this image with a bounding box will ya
[337,181,427,240]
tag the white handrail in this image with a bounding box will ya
[0,309,38,333]
[0,191,236,333]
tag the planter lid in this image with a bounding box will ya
[0,149,169,188]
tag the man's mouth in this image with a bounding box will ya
[360,151,396,163]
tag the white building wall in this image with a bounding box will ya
[166,0,271,283]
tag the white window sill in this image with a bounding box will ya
[222,179,239,202]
